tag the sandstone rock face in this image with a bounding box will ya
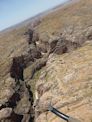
[0,0,92,122]
[35,42,92,122]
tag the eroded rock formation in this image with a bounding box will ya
[1,1,92,121]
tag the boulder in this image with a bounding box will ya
[0,108,12,120]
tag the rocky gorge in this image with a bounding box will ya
[0,0,92,122]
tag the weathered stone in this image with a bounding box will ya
[35,43,92,122]
[30,57,47,79]
[0,108,12,120]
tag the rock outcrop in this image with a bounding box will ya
[0,108,12,120]
[34,42,92,122]
[0,76,34,122]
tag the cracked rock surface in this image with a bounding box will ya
[0,0,92,122]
